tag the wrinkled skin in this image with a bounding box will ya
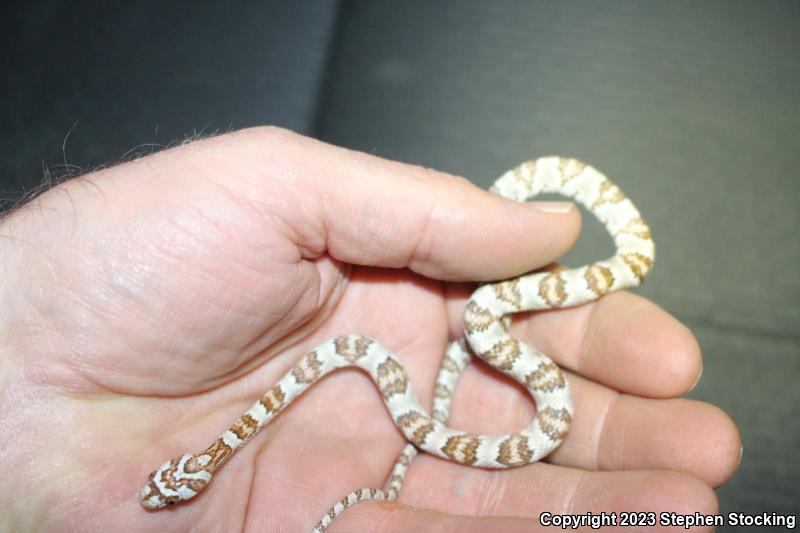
[0,127,740,532]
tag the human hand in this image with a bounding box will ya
[0,127,740,531]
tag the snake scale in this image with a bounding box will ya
[139,157,655,530]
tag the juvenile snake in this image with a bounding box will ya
[139,157,655,530]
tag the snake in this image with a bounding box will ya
[138,156,655,530]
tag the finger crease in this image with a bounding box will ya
[407,194,438,273]
[564,469,588,515]
[575,300,599,375]
[596,391,624,471]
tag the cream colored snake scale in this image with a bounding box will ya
[139,157,655,531]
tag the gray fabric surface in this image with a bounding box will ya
[1,0,338,205]
[317,0,799,524]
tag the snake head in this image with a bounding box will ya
[139,454,213,510]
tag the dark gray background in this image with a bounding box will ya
[3,1,798,527]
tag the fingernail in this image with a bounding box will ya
[689,364,703,391]
[737,445,744,467]
[529,201,574,214]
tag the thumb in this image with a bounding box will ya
[228,127,581,281]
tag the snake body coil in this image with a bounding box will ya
[139,157,655,530]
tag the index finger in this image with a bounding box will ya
[513,290,702,397]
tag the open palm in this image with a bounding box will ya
[0,128,740,532]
